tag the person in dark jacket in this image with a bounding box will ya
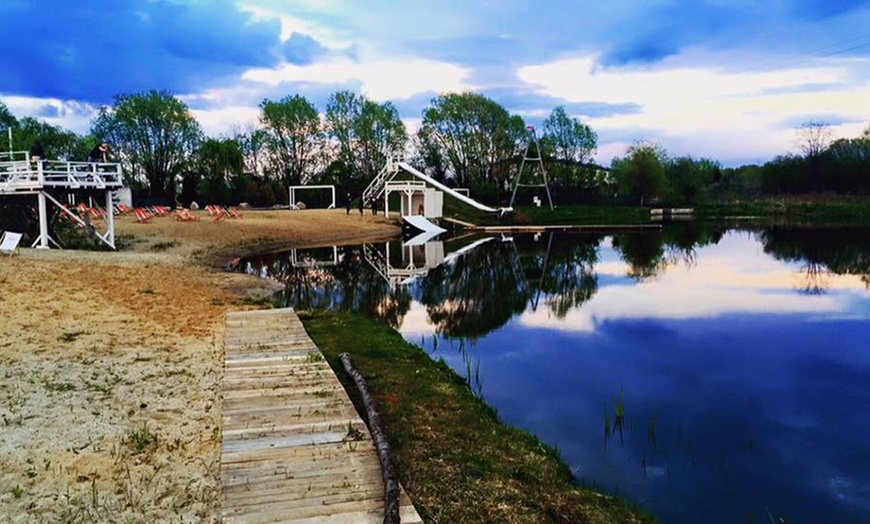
[88,142,108,163]
[30,140,45,161]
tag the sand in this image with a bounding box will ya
[0,208,399,522]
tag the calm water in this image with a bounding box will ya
[241,223,870,523]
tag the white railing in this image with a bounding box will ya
[0,151,29,163]
[362,155,402,203]
[0,159,123,192]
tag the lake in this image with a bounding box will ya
[240,222,870,523]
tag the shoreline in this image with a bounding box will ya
[0,209,399,522]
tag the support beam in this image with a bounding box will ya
[36,191,49,249]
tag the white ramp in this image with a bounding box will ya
[402,215,447,236]
[397,162,512,215]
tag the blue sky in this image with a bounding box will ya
[1,0,868,166]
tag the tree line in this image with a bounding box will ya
[2,91,868,209]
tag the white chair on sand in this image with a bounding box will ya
[0,231,23,256]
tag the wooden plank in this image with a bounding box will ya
[220,307,422,523]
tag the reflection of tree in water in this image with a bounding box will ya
[418,240,529,340]
[245,246,411,329]
[513,233,602,319]
[612,232,666,281]
[662,221,726,269]
[613,223,728,280]
[758,225,870,295]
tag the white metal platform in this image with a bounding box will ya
[0,151,125,249]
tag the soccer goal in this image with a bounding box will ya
[288,185,336,210]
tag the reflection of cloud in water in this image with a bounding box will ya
[397,300,433,337]
[521,238,867,332]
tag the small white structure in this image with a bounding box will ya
[384,180,443,219]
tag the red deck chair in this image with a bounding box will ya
[133,208,152,223]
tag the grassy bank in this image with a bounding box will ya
[696,196,870,223]
[299,310,653,524]
[444,197,870,228]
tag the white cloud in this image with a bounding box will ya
[238,3,353,47]
[189,105,261,137]
[242,56,473,101]
[518,53,870,163]
[2,95,98,135]
[520,234,868,333]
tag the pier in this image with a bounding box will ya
[221,308,422,523]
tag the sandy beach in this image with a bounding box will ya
[0,208,399,522]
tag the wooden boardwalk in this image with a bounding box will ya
[221,308,422,523]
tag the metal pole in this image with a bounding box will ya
[37,191,49,249]
[106,190,115,249]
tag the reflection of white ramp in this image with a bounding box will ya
[402,215,446,237]
[404,229,442,247]
[442,236,494,264]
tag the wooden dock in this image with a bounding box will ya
[441,217,662,234]
[221,308,422,523]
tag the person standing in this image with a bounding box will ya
[345,192,352,215]
[88,142,108,163]
[358,194,364,216]
[370,196,377,215]
[30,140,45,161]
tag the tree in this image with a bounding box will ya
[355,99,407,182]
[324,91,407,192]
[234,125,269,179]
[195,138,244,204]
[541,106,597,166]
[539,106,599,200]
[611,141,667,205]
[797,121,832,159]
[92,90,202,200]
[260,94,324,188]
[0,100,16,132]
[11,117,85,161]
[665,156,720,205]
[325,90,363,189]
[419,92,526,199]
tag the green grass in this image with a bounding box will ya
[300,310,654,523]
[697,196,870,223]
[125,423,159,455]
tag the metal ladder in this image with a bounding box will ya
[509,126,553,209]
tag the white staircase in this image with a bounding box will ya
[362,155,402,204]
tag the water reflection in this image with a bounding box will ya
[239,223,870,523]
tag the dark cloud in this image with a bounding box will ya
[34,105,61,119]
[281,33,328,65]
[599,2,739,66]
[0,0,283,104]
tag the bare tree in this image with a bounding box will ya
[797,121,832,158]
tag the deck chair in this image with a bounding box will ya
[0,231,23,256]
[176,209,199,221]
[133,208,153,223]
